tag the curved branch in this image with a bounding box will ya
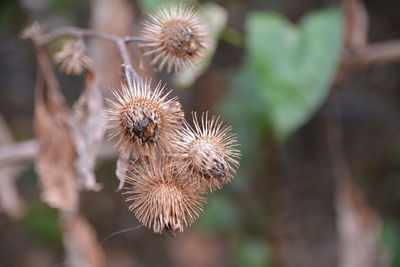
[0,140,116,167]
[37,26,141,84]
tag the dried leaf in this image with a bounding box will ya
[60,212,105,267]
[72,70,104,191]
[0,115,25,219]
[115,149,131,190]
[337,175,384,267]
[34,49,79,212]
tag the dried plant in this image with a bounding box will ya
[22,2,240,243]
[125,158,205,235]
[140,3,208,73]
[105,80,183,157]
[20,21,42,40]
[54,40,93,75]
[172,112,241,192]
[34,48,79,212]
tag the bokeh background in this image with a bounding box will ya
[1,0,400,266]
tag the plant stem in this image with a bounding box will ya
[37,26,142,86]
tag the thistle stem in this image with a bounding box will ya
[37,26,142,85]
[124,36,145,43]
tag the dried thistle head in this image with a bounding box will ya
[106,80,183,157]
[172,112,241,192]
[140,3,208,73]
[20,22,42,40]
[54,40,93,75]
[124,158,205,235]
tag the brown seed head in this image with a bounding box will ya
[106,80,183,156]
[124,159,205,235]
[172,112,241,192]
[20,21,42,40]
[54,40,93,75]
[140,3,208,73]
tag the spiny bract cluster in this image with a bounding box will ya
[124,158,205,235]
[140,3,208,73]
[54,40,93,75]
[106,3,240,235]
[106,80,183,157]
[172,112,241,192]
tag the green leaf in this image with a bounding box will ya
[19,202,62,245]
[51,0,73,13]
[137,0,169,12]
[233,237,270,267]
[381,221,400,267]
[195,194,239,232]
[246,9,342,141]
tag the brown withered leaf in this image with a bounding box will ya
[72,70,104,191]
[34,48,78,212]
[336,175,384,267]
[60,212,105,267]
[115,149,131,190]
[0,114,25,219]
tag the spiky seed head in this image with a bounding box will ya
[172,112,241,192]
[140,3,208,73]
[54,40,93,75]
[106,80,183,157]
[124,159,205,235]
[20,22,42,40]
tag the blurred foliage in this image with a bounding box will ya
[233,237,270,267]
[138,0,168,12]
[241,8,342,141]
[19,202,62,246]
[0,0,25,28]
[51,0,74,13]
[219,7,343,267]
[196,193,240,233]
[381,221,400,267]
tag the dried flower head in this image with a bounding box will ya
[125,159,205,235]
[106,80,183,157]
[140,3,208,73]
[173,112,241,192]
[54,40,93,75]
[21,21,42,40]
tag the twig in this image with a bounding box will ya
[342,0,368,52]
[0,140,37,167]
[347,40,400,67]
[339,0,400,68]
[37,26,141,84]
[335,0,368,80]
[0,115,26,218]
[124,36,145,43]
[0,139,116,167]
[332,2,384,266]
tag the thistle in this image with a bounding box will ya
[140,3,208,73]
[106,80,183,157]
[54,40,93,75]
[172,112,241,192]
[124,158,205,235]
[20,21,42,40]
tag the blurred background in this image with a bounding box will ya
[1,0,400,266]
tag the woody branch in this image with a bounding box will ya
[36,26,144,84]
